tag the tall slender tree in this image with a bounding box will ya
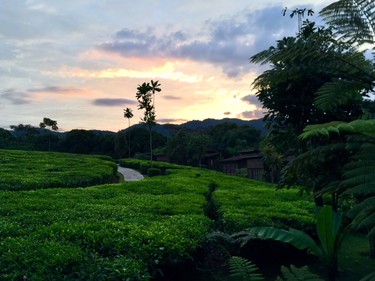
[123,107,134,158]
[136,81,161,166]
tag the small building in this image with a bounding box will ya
[220,150,264,180]
[201,150,221,170]
[154,154,170,162]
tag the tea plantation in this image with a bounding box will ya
[0,150,314,280]
[0,150,118,190]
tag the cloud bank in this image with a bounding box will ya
[93,98,137,107]
[99,6,298,77]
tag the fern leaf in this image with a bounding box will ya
[300,121,351,140]
[344,164,375,179]
[229,256,264,281]
[350,120,375,136]
[300,120,375,140]
[277,265,325,281]
[320,0,375,44]
[359,271,375,281]
[349,197,375,217]
[348,197,375,229]
[342,174,375,188]
[344,183,375,196]
[314,80,366,111]
[357,212,375,230]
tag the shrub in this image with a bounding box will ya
[147,168,162,177]
[140,163,150,174]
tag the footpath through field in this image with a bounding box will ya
[117,166,144,181]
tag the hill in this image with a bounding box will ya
[181,118,266,133]
[126,118,267,137]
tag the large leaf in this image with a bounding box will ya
[249,227,322,257]
[315,205,342,262]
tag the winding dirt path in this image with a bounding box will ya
[117,166,144,181]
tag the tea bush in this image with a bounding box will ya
[0,154,314,280]
[0,149,117,191]
[147,168,162,177]
[212,175,315,232]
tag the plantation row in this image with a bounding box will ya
[0,150,118,190]
[0,150,314,280]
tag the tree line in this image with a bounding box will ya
[0,121,261,165]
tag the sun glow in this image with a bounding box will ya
[58,61,202,83]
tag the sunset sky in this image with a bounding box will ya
[1,0,332,132]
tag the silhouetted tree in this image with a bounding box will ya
[124,107,134,158]
[150,80,161,107]
[60,130,96,154]
[39,117,58,131]
[136,81,161,166]
[39,118,58,151]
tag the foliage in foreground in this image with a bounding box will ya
[229,256,324,281]
[245,205,345,281]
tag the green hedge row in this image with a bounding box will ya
[211,174,315,232]
[0,155,315,280]
[0,156,212,280]
[120,160,315,232]
[0,150,117,191]
[0,185,211,280]
[119,159,184,175]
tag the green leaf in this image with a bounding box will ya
[315,205,342,262]
[249,227,322,257]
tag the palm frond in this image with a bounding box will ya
[229,256,264,281]
[276,265,325,281]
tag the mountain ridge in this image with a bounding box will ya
[126,118,267,137]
